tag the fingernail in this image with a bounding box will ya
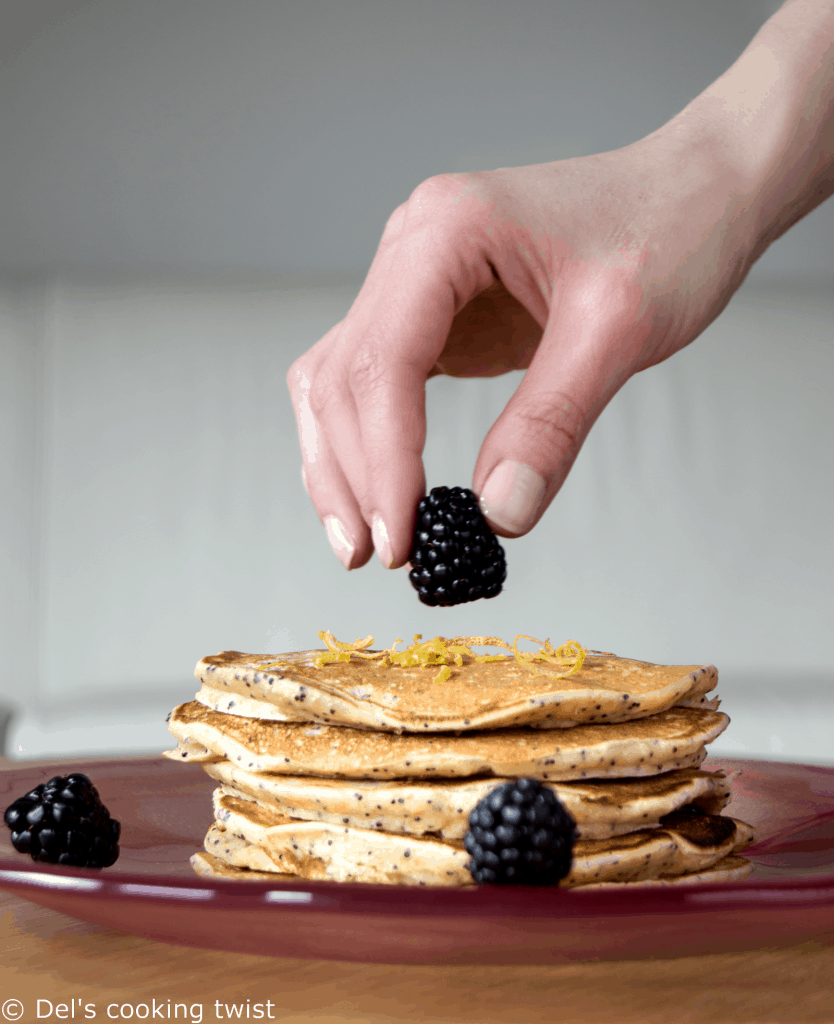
[479,461,546,535]
[371,514,394,568]
[324,516,356,570]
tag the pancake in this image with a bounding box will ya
[194,647,717,732]
[203,761,733,840]
[194,683,723,725]
[565,855,754,889]
[191,851,290,882]
[165,736,221,763]
[205,790,755,888]
[190,848,752,888]
[164,700,728,781]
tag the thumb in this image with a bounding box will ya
[472,280,645,537]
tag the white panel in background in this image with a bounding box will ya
[0,281,48,718]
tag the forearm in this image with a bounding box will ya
[674,0,834,262]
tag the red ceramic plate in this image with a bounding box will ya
[1,756,832,965]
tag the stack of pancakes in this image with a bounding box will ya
[164,637,756,888]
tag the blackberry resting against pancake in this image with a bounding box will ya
[465,779,577,884]
[166,632,756,887]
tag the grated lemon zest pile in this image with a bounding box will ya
[307,631,586,684]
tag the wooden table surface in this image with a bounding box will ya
[1,888,833,1024]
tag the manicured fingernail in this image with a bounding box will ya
[324,516,356,570]
[479,460,546,535]
[301,466,310,494]
[371,514,394,568]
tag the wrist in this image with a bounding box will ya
[664,0,834,265]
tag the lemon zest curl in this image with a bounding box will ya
[253,658,300,673]
[303,631,586,684]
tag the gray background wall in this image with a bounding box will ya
[0,0,820,280]
[0,0,832,763]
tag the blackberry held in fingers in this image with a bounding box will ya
[464,778,576,885]
[409,486,506,607]
[3,773,121,868]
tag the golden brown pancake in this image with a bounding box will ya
[165,700,728,781]
[190,848,753,888]
[203,761,733,840]
[577,855,753,888]
[194,648,717,732]
[204,790,755,888]
[191,852,288,882]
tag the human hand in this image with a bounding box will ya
[287,118,760,571]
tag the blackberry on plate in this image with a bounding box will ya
[408,486,506,607]
[3,773,120,869]
[464,778,576,885]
